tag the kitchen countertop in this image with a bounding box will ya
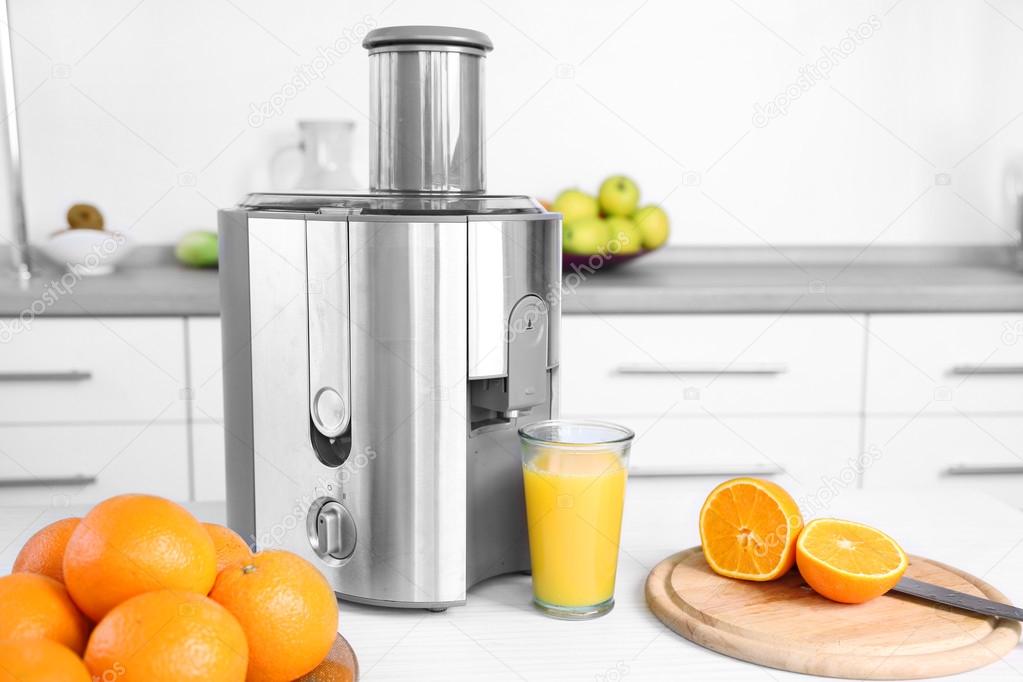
[3,480,1023,680]
[566,244,1023,314]
[0,247,220,317]
[0,245,1021,317]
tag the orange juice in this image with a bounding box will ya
[522,448,627,608]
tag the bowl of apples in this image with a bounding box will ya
[546,175,670,271]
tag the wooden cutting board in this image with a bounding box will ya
[646,547,1021,680]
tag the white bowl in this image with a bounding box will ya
[40,229,132,276]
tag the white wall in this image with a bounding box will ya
[3,0,1023,246]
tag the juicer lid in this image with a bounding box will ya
[237,192,542,216]
[362,25,493,53]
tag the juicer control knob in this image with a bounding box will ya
[313,501,356,561]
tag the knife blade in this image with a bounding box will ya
[892,576,1023,621]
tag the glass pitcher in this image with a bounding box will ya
[271,119,357,191]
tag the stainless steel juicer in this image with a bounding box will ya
[218,26,561,609]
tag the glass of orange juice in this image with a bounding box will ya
[519,419,634,619]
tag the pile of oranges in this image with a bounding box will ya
[0,494,340,682]
[698,477,909,604]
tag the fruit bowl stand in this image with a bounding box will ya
[563,250,651,271]
[297,634,358,681]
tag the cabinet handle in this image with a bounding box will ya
[0,371,92,382]
[950,364,1023,376]
[0,475,97,488]
[616,363,789,376]
[630,466,784,478]
[944,464,1023,476]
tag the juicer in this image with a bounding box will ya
[218,26,561,609]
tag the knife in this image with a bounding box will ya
[892,576,1023,621]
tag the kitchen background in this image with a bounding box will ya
[3,4,1023,679]
[1,0,1023,514]
[2,0,1023,246]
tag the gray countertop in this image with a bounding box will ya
[1,245,1021,317]
[0,247,221,317]
[565,245,1023,314]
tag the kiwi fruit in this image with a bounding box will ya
[67,203,104,230]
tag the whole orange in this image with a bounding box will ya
[63,494,217,621]
[203,522,253,573]
[210,550,338,682]
[0,573,90,654]
[13,517,80,583]
[0,638,91,682]
[84,589,247,682]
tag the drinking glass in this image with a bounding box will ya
[519,419,634,619]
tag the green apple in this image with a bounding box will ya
[605,216,642,254]
[175,230,219,268]
[552,189,599,224]
[633,205,670,250]
[562,216,611,255]
[598,175,640,216]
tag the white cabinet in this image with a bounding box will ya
[863,314,1023,506]
[187,318,227,501]
[0,316,232,504]
[863,416,1023,509]
[626,414,861,505]
[559,314,867,491]
[560,314,866,416]
[0,423,189,505]
[0,317,191,505]
[187,317,224,422]
[192,421,227,501]
[0,318,187,423]
[561,311,1023,508]
[866,313,1023,415]
[1,309,1018,507]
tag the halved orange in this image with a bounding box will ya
[796,518,908,604]
[699,477,803,581]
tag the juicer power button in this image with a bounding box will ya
[312,387,347,437]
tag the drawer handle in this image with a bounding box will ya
[950,364,1023,376]
[944,464,1023,476]
[0,475,97,488]
[630,466,784,478]
[0,371,92,382]
[616,363,789,376]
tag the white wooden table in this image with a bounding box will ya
[3,480,1023,680]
